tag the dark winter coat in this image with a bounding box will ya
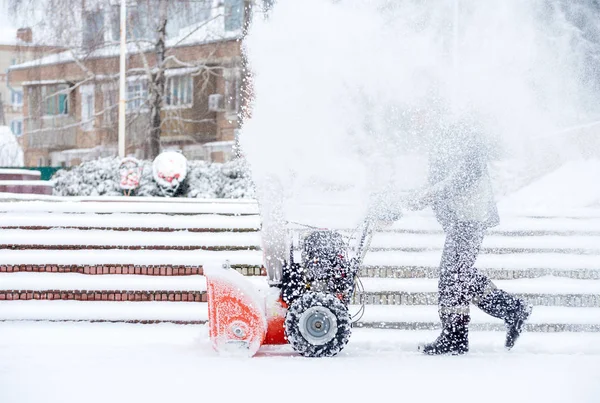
[427,135,499,231]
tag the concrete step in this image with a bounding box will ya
[0,181,53,195]
[352,277,600,307]
[0,212,260,231]
[0,169,41,181]
[368,232,600,250]
[353,291,600,307]
[0,272,207,291]
[363,251,600,271]
[1,301,598,332]
[354,305,600,332]
[369,246,600,255]
[0,244,260,251]
[0,263,264,276]
[0,228,261,250]
[0,249,263,267]
[4,272,597,307]
[0,300,207,324]
[353,321,600,332]
[0,199,260,215]
[360,266,600,280]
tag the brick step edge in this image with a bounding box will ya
[3,226,600,237]
[3,244,599,254]
[361,266,600,280]
[354,322,600,332]
[369,247,600,255]
[0,264,265,276]
[353,292,600,308]
[0,290,207,302]
[380,229,600,237]
[1,264,597,279]
[0,244,260,251]
[2,289,597,307]
[0,226,259,233]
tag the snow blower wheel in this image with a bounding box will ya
[285,291,351,357]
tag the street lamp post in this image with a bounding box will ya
[118,0,127,158]
[453,0,459,72]
[450,0,460,109]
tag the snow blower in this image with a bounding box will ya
[205,217,379,357]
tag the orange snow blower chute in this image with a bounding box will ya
[205,262,287,356]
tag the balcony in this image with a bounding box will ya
[25,116,78,150]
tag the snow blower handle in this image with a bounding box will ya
[352,215,383,266]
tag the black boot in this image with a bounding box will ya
[505,303,532,350]
[474,288,532,350]
[419,312,470,355]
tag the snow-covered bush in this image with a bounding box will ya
[185,160,223,198]
[52,157,256,198]
[52,157,122,196]
[219,158,256,199]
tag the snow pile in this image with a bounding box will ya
[52,157,255,198]
[0,127,24,167]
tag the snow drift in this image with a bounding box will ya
[0,126,24,167]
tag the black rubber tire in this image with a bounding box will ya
[281,262,305,305]
[285,291,351,357]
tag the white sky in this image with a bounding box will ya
[0,0,18,44]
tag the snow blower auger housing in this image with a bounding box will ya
[205,219,376,358]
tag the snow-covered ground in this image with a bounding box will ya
[0,168,598,403]
[0,322,598,403]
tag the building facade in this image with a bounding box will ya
[9,2,249,167]
[1,28,60,141]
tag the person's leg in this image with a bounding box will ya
[470,273,533,349]
[420,222,483,355]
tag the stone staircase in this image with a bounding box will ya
[0,169,52,195]
[0,197,598,333]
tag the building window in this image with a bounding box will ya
[109,5,121,42]
[102,84,118,126]
[109,4,153,42]
[42,85,69,116]
[165,75,193,108]
[166,1,211,37]
[128,4,152,40]
[10,119,23,137]
[224,68,241,116]
[224,0,244,32]
[11,89,23,107]
[80,85,95,131]
[83,8,105,49]
[127,78,148,112]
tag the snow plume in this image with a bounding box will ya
[240,0,600,222]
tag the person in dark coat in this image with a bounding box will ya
[403,120,532,355]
